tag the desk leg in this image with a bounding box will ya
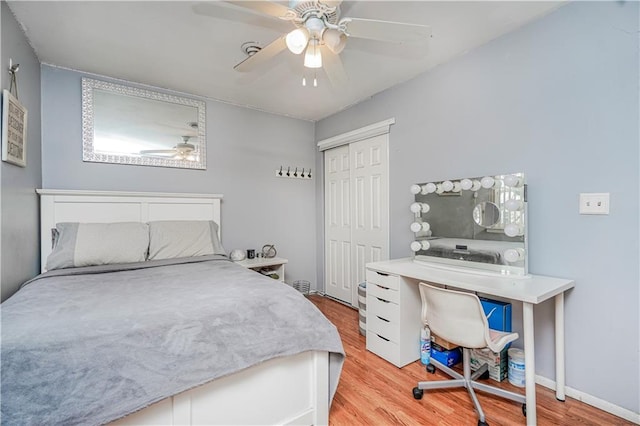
[523,302,537,425]
[555,292,566,401]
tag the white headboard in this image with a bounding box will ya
[36,189,223,272]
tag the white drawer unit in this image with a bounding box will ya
[365,268,422,368]
[367,281,400,304]
[366,270,400,290]
[366,330,400,363]
[368,312,400,343]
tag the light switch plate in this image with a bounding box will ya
[579,193,610,215]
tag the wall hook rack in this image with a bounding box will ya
[275,166,312,179]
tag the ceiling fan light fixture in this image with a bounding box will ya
[285,28,309,55]
[323,29,346,54]
[304,39,322,68]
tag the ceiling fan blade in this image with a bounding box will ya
[234,36,287,72]
[223,1,292,19]
[320,46,348,87]
[341,18,431,43]
[192,3,292,32]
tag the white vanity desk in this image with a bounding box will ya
[365,258,575,425]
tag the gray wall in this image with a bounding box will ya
[316,1,639,415]
[41,66,318,290]
[1,2,42,302]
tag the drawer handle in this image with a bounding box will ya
[375,284,390,290]
[376,272,390,277]
[376,297,390,303]
[376,316,390,323]
[376,334,390,342]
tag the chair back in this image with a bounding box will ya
[419,282,489,349]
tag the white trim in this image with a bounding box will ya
[36,189,224,199]
[535,375,640,424]
[316,118,395,151]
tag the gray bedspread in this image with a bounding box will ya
[0,256,345,425]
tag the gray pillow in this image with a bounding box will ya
[46,222,150,270]
[148,220,226,260]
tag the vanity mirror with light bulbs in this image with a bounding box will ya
[409,172,528,276]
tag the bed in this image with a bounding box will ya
[1,189,344,425]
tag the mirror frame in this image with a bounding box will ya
[82,78,206,170]
[411,173,528,276]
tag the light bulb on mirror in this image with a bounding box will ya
[471,180,482,191]
[410,202,430,214]
[452,181,462,192]
[441,180,454,192]
[422,182,437,194]
[505,199,524,212]
[481,176,495,189]
[460,178,473,190]
[504,174,521,188]
[410,184,421,195]
[435,183,444,194]
[503,248,525,263]
[410,222,431,233]
[504,223,524,237]
[410,240,431,252]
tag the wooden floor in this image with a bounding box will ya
[309,295,634,426]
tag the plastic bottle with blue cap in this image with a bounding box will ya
[420,325,431,365]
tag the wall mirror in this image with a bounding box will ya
[82,78,206,169]
[409,172,528,276]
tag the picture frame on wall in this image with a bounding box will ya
[2,89,28,167]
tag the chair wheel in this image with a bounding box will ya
[426,363,436,374]
[522,403,526,417]
[412,387,423,400]
[478,421,489,426]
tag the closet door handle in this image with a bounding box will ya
[376,316,390,323]
[376,297,390,303]
[375,284,390,290]
[375,272,389,277]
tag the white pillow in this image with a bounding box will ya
[46,222,149,270]
[148,220,225,260]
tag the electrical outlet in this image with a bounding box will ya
[579,193,609,215]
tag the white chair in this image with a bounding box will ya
[412,282,526,426]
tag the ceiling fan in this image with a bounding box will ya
[140,136,197,160]
[198,1,431,86]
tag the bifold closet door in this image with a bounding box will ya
[324,135,389,306]
[324,144,352,304]
[349,134,389,305]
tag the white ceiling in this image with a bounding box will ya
[7,1,565,122]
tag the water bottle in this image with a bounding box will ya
[420,325,431,365]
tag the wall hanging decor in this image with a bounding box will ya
[2,59,27,167]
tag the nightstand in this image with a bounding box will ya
[235,257,288,282]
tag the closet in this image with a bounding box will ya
[318,119,392,306]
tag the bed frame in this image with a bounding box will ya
[36,189,330,425]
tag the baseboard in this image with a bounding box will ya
[535,375,640,424]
